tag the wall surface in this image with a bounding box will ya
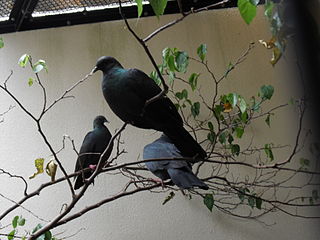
[0,6,319,240]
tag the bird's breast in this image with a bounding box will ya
[102,75,145,124]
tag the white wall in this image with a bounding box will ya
[0,6,319,240]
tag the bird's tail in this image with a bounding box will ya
[74,175,84,190]
[164,125,207,162]
[168,168,209,190]
[74,172,93,190]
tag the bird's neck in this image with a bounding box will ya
[102,63,123,75]
[94,125,106,129]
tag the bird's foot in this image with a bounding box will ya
[89,164,97,170]
[148,178,165,189]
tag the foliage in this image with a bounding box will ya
[0,37,4,49]
[148,43,318,215]
[203,194,214,212]
[237,0,259,25]
[6,216,55,240]
[135,0,168,18]
[132,0,288,66]
[0,1,318,239]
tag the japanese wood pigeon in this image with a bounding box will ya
[93,56,206,161]
[143,134,209,190]
[74,115,113,190]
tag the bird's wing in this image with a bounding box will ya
[126,68,162,99]
[143,139,190,171]
[74,131,98,172]
[126,69,183,126]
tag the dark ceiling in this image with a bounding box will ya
[0,0,237,34]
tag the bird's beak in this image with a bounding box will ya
[104,119,109,125]
[90,66,98,74]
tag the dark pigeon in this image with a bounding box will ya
[143,134,209,190]
[74,115,113,190]
[93,56,206,161]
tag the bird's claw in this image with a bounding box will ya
[148,178,165,189]
[89,164,97,170]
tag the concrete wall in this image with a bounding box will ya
[0,6,319,240]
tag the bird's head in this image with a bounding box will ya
[91,56,123,74]
[93,115,109,128]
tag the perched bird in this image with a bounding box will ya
[143,134,209,190]
[74,115,113,190]
[93,56,206,160]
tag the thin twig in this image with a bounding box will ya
[143,0,230,42]
[118,0,168,107]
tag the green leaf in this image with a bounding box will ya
[32,224,43,234]
[214,105,224,119]
[8,230,16,240]
[228,134,234,144]
[181,89,188,99]
[33,60,48,73]
[248,196,255,208]
[251,96,260,111]
[235,127,244,138]
[231,144,240,156]
[227,93,238,107]
[203,194,214,212]
[0,37,4,48]
[208,121,214,132]
[44,231,52,240]
[238,96,247,113]
[191,102,200,117]
[237,0,257,25]
[197,44,207,62]
[168,71,175,84]
[240,111,248,123]
[28,77,34,87]
[264,144,274,161]
[220,94,228,104]
[150,70,161,85]
[256,197,262,209]
[188,73,199,91]
[135,0,143,17]
[260,85,274,100]
[18,54,30,68]
[167,55,175,72]
[219,131,227,145]
[162,47,170,63]
[32,224,53,240]
[175,51,189,73]
[162,191,175,205]
[12,216,19,229]
[264,0,274,19]
[18,216,26,226]
[265,113,272,127]
[185,99,192,106]
[207,132,215,143]
[252,102,260,112]
[175,92,183,100]
[175,89,188,101]
[149,0,168,18]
